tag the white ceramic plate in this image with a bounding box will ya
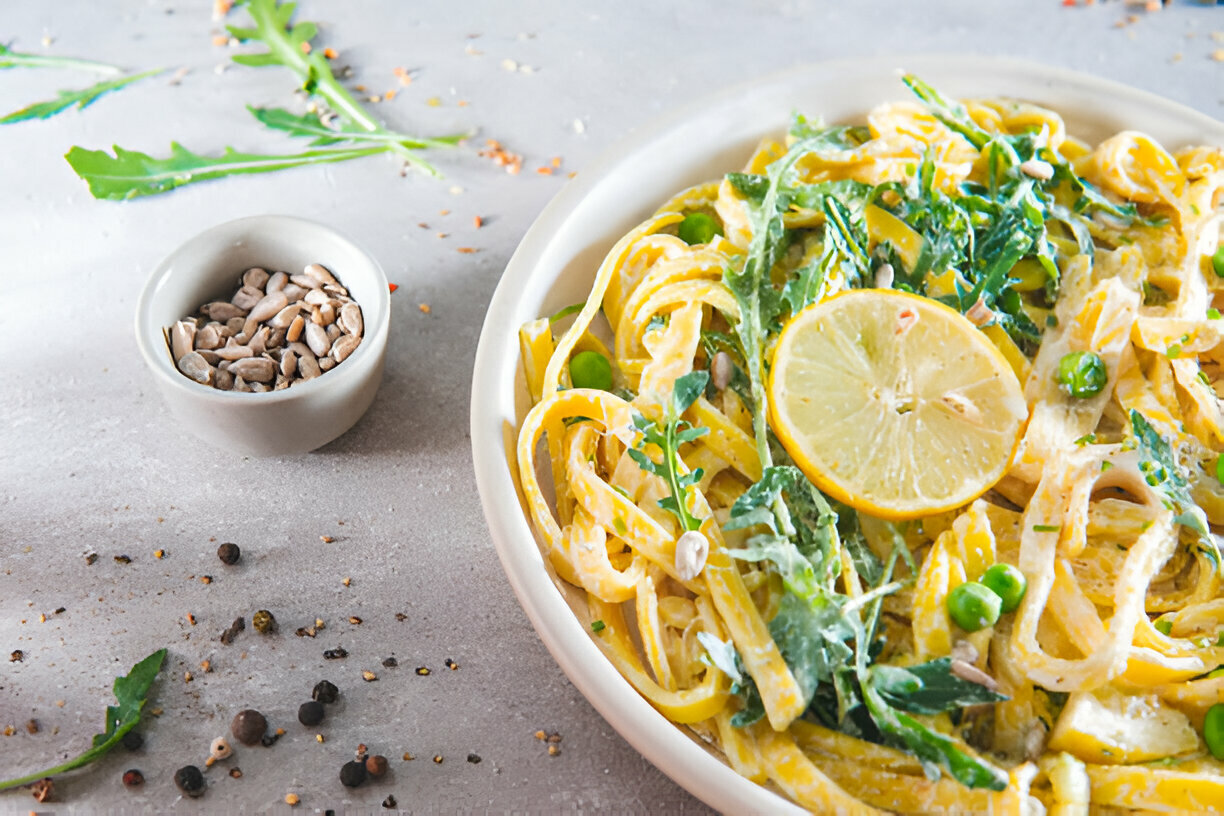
[470,55,1224,813]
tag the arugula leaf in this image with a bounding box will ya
[873,658,1008,715]
[787,113,872,149]
[0,42,122,74]
[1,69,161,125]
[247,106,465,150]
[65,142,386,201]
[0,648,167,791]
[628,370,710,531]
[1130,410,1220,568]
[900,74,991,150]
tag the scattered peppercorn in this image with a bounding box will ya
[339,760,367,788]
[121,730,143,750]
[298,701,325,727]
[231,710,267,746]
[382,657,398,668]
[114,555,132,564]
[252,610,276,634]
[174,765,205,797]
[366,755,388,777]
[382,795,398,809]
[30,777,53,803]
[312,680,339,704]
[122,769,144,788]
[217,542,241,565]
[323,648,348,660]
[219,616,245,645]
[467,753,481,764]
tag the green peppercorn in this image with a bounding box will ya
[1204,703,1224,760]
[946,581,1002,632]
[1055,351,1108,399]
[230,709,267,746]
[217,542,241,565]
[1212,246,1224,279]
[298,701,325,727]
[339,760,367,788]
[569,350,613,391]
[980,563,1027,614]
[677,212,722,246]
[312,680,339,704]
[174,765,205,797]
[252,610,276,634]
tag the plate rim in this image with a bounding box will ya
[470,53,1224,813]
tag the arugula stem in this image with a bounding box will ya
[664,420,699,532]
[0,46,122,75]
[0,728,128,791]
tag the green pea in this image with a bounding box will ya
[1212,246,1224,278]
[1204,703,1224,760]
[678,213,722,246]
[980,563,1027,614]
[1055,351,1108,399]
[946,581,1002,632]
[569,350,613,391]
[1153,618,1173,636]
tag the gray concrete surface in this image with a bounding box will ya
[2,0,1221,812]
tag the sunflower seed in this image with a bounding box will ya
[287,314,306,343]
[282,283,307,303]
[339,303,362,336]
[298,354,321,380]
[290,273,322,290]
[214,344,254,361]
[205,302,246,322]
[305,322,332,356]
[195,323,222,350]
[248,291,288,323]
[269,303,302,329]
[171,321,197,360]
[178,352,213,385]
[304,263,338,286]
[231,285,265,311]
[243,267,270,289]
[266,271,288,292]
[230,357,276,383]
[318,355,336,372]
[331,334,360,363]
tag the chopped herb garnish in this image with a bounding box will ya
[628,370,710,532]
[590,620,606,633]
[1033,524,1062,533]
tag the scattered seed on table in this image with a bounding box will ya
[217,542,241,565]
[316,734,325,743]
[262,729,284,747]
[114,555,132,564]
[31,778,52,803]
[220,616,245,644]
[382,657,397,668]
[323,648,348,660]
[548,745,561,757]
[366,755,388,777]
[445,658,458,670]
[467,753,481,764]
[186,613,196,626]
[24,720,38,734]
[201,660,212,673]
[174,765,205,797]
[402,752,415,761]
[382,795,397,809]
[154,549,165,559]
[415,667,430,676]
[348,616,362,625]
[201,575,212,585]
[86,552,98,565]
[321,535,336,544]
[433,755,443,764]
[184,671,193,683]
[252,610,275,633]
[229,767,243,779]
[230,710,266,746]
[395,613,407,622]
[340,760,367,788]
[313,680,339,703]
[298,701,325,726]
[9,650,22,663]
[362,671,377,682]
[285,793,300,806]
[342,577,352,587]
[122,730,143,750]
[122,769,144,788]
[548,734,562,744]
[534,730,546,741]
[210,737,233,760]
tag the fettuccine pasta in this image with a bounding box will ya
[515,76,1224,814]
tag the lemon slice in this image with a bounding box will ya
[768,289,1027,520]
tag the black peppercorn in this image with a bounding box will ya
[230,709,267,746]
[121,730,143,751]
[312,680,339,703]
[339,760,367,788]
[217,542,241,565]
[174,765,205,797]
[122,769,144,788]
[298,700,325,726]
[365,755,388,777]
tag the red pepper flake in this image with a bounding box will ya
[212,34,229,46]
[354,84,367,92]
[393,66,413,86]
[187,613,197,626]
[388,283,399,293]
[299,41,312,54]
[342,577,352,587]
[201,575,213,585]
[385,89,397,101]
[478,139,523,175]
[419,303,432,314]
[323,47,338,59]
[417,222,429,229]
[536,166,553,175]
[473,216,483,229]
[457,100,470,107]
[154,549,165,559]
[457,247,480,254]
[551,156,562,168]
[439,209,450,216]
[321,535,336,544]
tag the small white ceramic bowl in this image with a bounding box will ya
[136,215,390,457]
